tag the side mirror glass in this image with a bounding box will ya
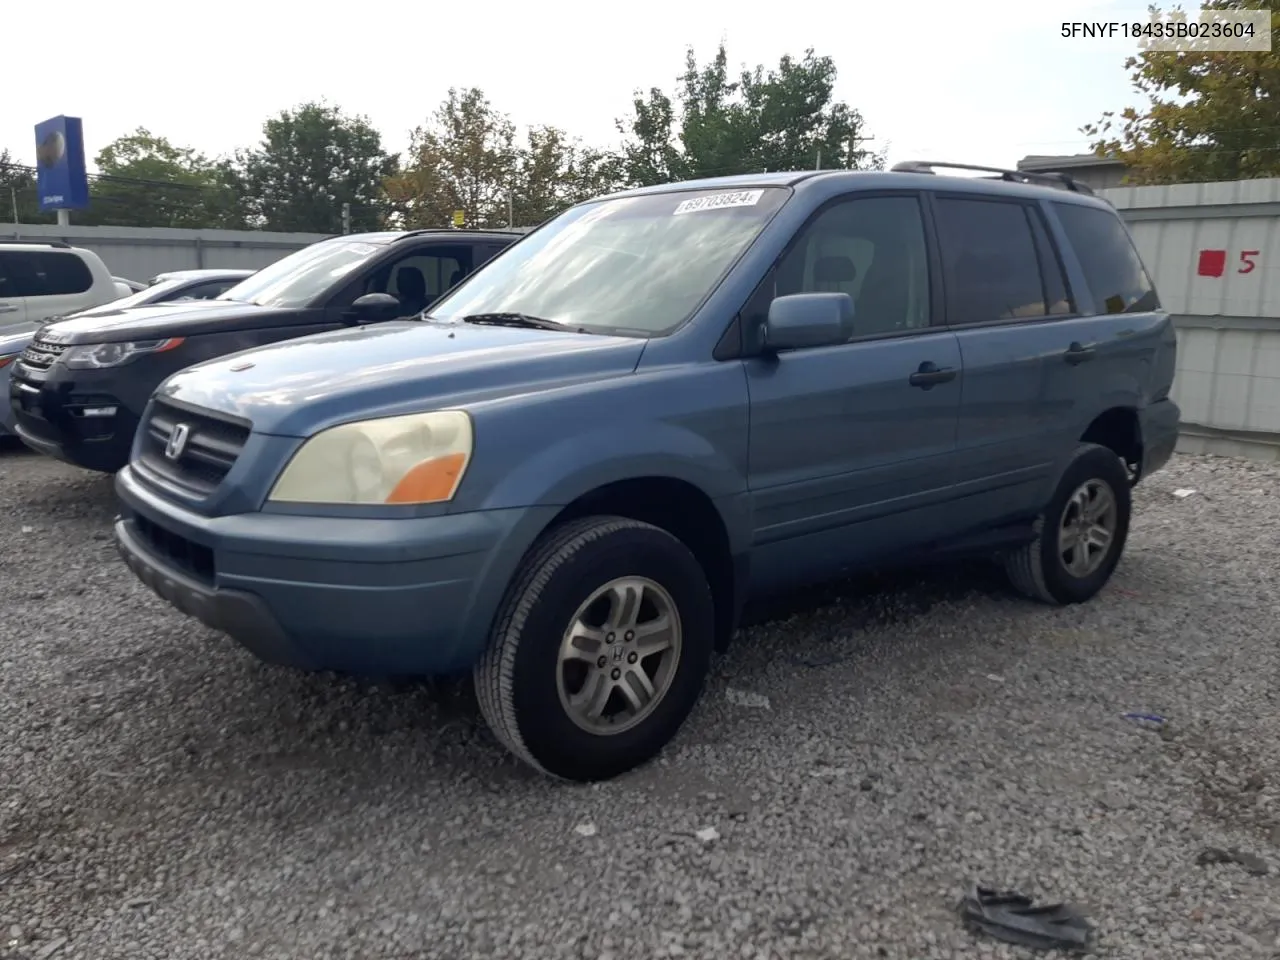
[349,292,407,324]
[764,292,853,351]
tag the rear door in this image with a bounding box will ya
[933,192,1102,525]
[0,252,28,327]
[744,192,965,590]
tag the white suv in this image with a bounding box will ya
[0,240,121,328]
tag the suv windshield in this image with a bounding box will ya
[430,187,790,336]
[219,238,385,309]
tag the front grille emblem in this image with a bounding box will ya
[165,423,191,460]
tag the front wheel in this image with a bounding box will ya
[1003,442,1132,605]
[474,516,715,782]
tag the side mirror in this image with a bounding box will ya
[764,293,853,351]
[349,292,405,324]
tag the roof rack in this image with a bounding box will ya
[890,160,1096,196]
[0,238,72,249]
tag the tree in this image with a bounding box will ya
[386,87,519,229]
[1083,1,1280,184]
[510,126,622,226]
[0,149,48,225]
[83,128,239,228]
[617,43,881,187]
[235,101,397,233]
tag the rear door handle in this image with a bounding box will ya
[1064,341,1097,365]
[0,304,19,314]
[908,361,958,389]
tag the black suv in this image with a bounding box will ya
[9,228,522,472]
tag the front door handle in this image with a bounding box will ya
[1064,341,1097,365]
[0,304,19,314]
[908,360,957,389]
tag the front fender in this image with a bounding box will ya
[480,418,747,508]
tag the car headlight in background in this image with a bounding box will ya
[63,338,185,369]
[267,410,473,505]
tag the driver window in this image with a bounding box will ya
[328,246,476,311]
[770,195,930,342]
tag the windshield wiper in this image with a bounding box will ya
[461,312,577,331]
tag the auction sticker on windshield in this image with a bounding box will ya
[672,190,764,215]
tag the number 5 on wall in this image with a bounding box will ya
[1239,250,1260,274]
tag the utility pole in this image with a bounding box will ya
[341,202,351,234]
[507,192,513,229]
[816,147,821,170]
[10,186,17,226]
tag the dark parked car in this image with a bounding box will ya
[9,230,520,471]
[113,163,1179,782]
[1,268,257,441]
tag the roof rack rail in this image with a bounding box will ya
[890,160,1096,196]
[0,238,72,249]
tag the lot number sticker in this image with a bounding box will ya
[672,190,764,215]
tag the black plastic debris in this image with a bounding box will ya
[959,885,1094,952]
[1196,846,1270,876]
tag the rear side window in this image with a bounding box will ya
[934,197,1072,325]
[12,251,94,297]
[1053,202,1159,314]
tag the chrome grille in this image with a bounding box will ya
[19,337,68,370]
[138,399,251,495]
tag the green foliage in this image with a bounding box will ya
[82,128,239,228]
[1083,0,1280,184]
[617,42,881,187]
[0,149,48,224]
[235,101,398,233]
[3,43,882,230]
[388,88,619,229]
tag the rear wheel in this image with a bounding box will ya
[1003,442,1132,605]
[474,516,715,782]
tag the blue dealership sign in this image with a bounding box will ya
[34,115,89,211]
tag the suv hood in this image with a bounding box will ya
[158,320,647,437]
[34,300,306,343]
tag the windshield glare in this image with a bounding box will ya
[219,238,383,308]
[430,187,790,335]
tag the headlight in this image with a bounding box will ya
[63,338,185,369]
[0,354,15,370]
[268,410,473,505]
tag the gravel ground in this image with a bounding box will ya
[2,448,1280,960]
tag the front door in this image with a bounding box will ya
[743,193,964,592]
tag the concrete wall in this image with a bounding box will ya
[0,223,330,283]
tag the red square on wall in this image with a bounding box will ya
[1197,249,1227,277]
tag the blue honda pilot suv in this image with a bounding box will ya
[113,161,1180,782]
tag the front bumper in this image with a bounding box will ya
[1139,397,1180,480]
[9,364,141,472]
[114,465,558,676]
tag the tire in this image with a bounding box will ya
[474,515,715,782]
[1003,442,1132,606]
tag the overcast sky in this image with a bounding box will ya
[5,0,1148,173]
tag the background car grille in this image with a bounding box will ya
[19,337,68,370]
[138,399,251,495]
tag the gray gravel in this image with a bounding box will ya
[3,447,1280,960]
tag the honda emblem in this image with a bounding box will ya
[165,423,191,460]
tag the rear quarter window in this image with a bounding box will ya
[1052,202,1159,315]
[24,251,94,297]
